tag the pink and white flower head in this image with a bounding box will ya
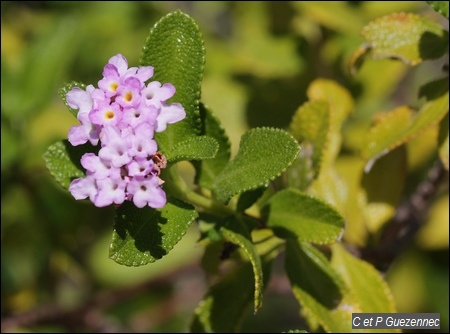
[66,53,186,209]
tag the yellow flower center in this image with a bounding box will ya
[110,82,118,92]
[105,111,115,119]
[124,92,133,102]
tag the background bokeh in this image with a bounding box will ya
[1,1,448,332]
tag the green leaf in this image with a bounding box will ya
[59,81,86,118]
[43,140,97,190]
[289,100,330,179]
[220,219,264,313]
[438,112,449,170]
[193,103,231,189]
[190,256,273,333]
[263,188,344,244]
[331,243,397,314]
[164,136,219,163]
[140,10,205,152]
[109,197,197,267]
[427,1,449,19]
[285,240,349,332]
[363,87,449,167]
[359,12,449,66]
[212,127,300,204]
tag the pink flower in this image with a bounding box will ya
[98,126,132,168]
[155,103,186,132]
[128,122,157,158]
[89,102,123,127]
[69,173,98,202]
[68,112,100,146]
[143,81,176,108]
[66,53,186,209]
[127,175,166,209]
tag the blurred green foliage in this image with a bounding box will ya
[1,1,448,332]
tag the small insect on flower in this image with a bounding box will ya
[151,151,167,176]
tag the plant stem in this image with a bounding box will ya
[164,165,233,215]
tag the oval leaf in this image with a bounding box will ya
[109,196,198,266]
[360,12,449,66]
[212,127,300,204]
[43,140,97,189]
[263,188,345,244]
[165,136,219,163]
[140,10,205,152]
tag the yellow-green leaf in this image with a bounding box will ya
[363,89,449,168]
[331,244,397,315]
[289,100,330,179]
[363,106,413,166]
[306,79,354,170]
[307,79,354,129]
[360,12,449,66]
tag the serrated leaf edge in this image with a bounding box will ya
[220,227,264,313]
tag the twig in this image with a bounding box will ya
[361,159,448,272]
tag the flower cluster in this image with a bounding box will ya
[66,54,185,208]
